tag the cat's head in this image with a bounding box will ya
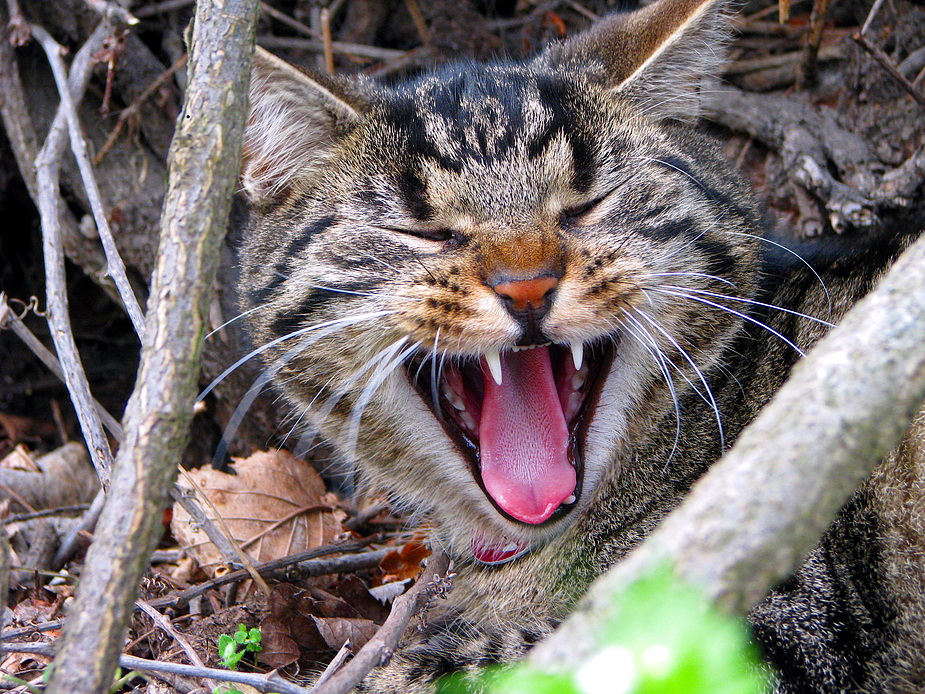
[237,0,761,563]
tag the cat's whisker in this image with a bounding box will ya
[303,283,422,302]
[345,338,420,457]
[300,337,413,453]
[630,306,726,448]
[622,310,710,404]
[725,230,833,315]
[280,371,339,451]
[199,309,396,401]
[650,287,807,357]
[643,271,737,288]
[356,250,404,275]
[430,328,443,424]
[657,284,835,327]
[205,304,268,340]
[208,310,397,463]
[618,314,683,465]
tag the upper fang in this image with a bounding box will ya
[570,340,584,371]
[485,349,503,385]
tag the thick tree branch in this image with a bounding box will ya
[43,2,260,692]
[531,231,925,669]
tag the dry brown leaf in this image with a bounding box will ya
[171,449,347,574]
[1,444,39,471]
[312,615,378,651]
[379,539,431,583]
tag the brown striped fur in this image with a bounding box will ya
[234,0,925,690]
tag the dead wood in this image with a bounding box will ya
[42,2,260,692]
[531,230,925,669]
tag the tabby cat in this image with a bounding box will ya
[234,0,925,690]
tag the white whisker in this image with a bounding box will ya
[205,304,267,340]
[658,284,834,328]
[199,309,396,401]
[631,307,725,448]
[345,338,419,455]
[651,287,806,357]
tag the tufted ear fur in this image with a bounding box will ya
[241,48,371,204]
[538,0,729,120]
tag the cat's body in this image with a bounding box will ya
[234,0,925,690]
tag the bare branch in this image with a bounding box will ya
[311,551,453,694]
[42,1,261,692]
[1,641,310,694]
[531,232,925,669]
[32,21,117,486]
[30,24,147,338]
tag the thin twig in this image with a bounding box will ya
[0,544,391,643]
[140,541,387,612]
[257,36,406,61]
[0,294,123,439]
[31,24,147,338]
[313,641,353,688]
[4,0,30,45]
[174,471,271,595]
[52,488,105,568]
[797,0,831,87]
[259,1,317,39]
[132,0,194,17]
[31,21,116,486]
[80,0,140,25]
[0,641,311,694]
[94,52,188,165]
[311,551,453,694]
[321,7,335,75]
[853,32,925,110]
[404,0,429,44]
[860,0,887,35]
[136,599,221,691]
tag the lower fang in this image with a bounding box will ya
[563,495,576,505]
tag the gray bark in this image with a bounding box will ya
[43,2,260,692]
[531,231,925,670]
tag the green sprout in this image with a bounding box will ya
[217,624,263,671]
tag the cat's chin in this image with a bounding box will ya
[406,339,615,545]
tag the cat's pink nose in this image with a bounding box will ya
[492,276,559,311]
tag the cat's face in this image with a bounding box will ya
[237,0,761,563]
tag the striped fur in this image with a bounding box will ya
[235,0,925,690]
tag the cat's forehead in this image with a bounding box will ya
[364,64,614,220]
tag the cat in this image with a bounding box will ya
[233,0,925,690]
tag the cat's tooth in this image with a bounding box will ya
[443,385,466,411]
[563,495,576,505]
[485,349,503,385]
[459,410,477,431]
[570,340,584,371]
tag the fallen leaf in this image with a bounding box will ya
[312,615,379,651]
[335,575,391,624]
[379,539,431,583]
[171,449,347,574]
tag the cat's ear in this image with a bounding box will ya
[539,0,729,120]
[241,48,370,204]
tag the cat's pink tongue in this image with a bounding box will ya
[479,347,575,524]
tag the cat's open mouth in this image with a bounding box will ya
[407,341,611,535]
